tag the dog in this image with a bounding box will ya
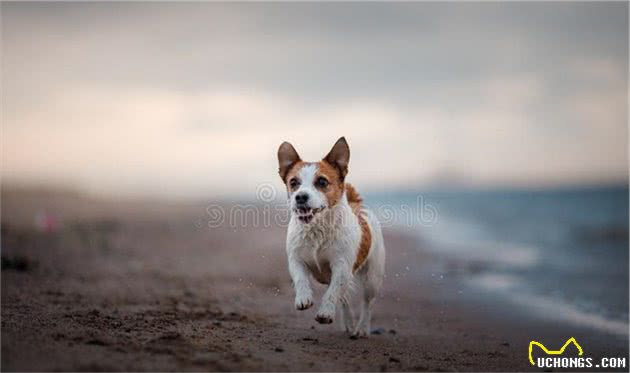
[277,136,385,337]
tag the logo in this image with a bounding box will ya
[528,337,583,366]
[528,337,627,369]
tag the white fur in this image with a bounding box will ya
[285,171,386,337]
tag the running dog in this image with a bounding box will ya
[277,137,385,337]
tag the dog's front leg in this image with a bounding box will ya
[288,257,313,310]
[315,260,351,324]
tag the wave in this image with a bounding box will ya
[471,273,629,337]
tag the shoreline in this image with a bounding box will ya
[395,225,630,341]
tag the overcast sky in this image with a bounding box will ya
[2,2,628,198]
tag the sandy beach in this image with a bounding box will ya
[1,188,628,371]
[3,2,629,371]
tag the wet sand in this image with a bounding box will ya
[1,188,628,371]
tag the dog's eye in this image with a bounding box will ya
[289,178,300,189]
[316,177,329,188]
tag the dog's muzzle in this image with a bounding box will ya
[294,206,323,224]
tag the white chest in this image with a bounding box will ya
[290,219,336,268]
[286,204,361,284]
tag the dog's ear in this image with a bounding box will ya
[323,136,350,181]
[278,141,301,182]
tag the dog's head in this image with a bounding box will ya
[277,137,350,224]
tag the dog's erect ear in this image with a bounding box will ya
[278,141,301,182]
[323,136,350,181]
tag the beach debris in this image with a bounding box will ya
[87,309,101,317]
[86,338,108,346]
[371,327,386,335]
[389,357,401,363]
[388,329,397,335]
[1,255,34,272]
[274,347,284,352]
[34,210,59,232]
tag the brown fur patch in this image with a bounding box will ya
[347,183,371,273]
[277,142,302,182]
[346,183,363,214]
[317,160,345,207]
[282,161,307,185]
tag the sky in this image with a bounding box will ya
[2,2,628,199]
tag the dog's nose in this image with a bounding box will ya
[295,192,309,205]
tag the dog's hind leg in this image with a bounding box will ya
[353,212,385,338]
[353,283,376,338]
[339,290,354,333]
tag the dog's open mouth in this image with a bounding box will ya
[295,207,323,224]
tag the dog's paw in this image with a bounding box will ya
[351,328,370,339]
[295,295,313,311]
[315,313,334,324]
[350,330,369,339]
[315,302,335,324]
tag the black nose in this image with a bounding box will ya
[295,192,309,205]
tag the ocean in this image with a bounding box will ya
[366,185,629,336]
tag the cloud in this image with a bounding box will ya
[1,2,627,198]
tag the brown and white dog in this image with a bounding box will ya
[277,137,385,337]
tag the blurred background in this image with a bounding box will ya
[2,2,627,198]
[1,0,628,360]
